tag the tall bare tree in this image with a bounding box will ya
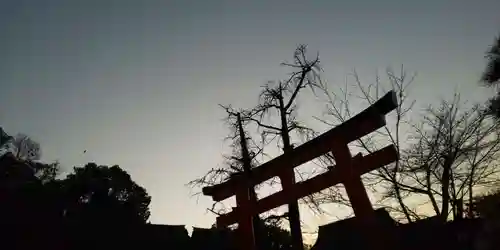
[189,105,286,247]
[242,45,322,250]
[187,105,263,216]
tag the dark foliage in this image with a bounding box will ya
[60,163,151,225]
[261,223,294,250]
[467,189,500,219]
[0,127,12,148]
[0,153,47,225]
[485,91,500,118]
[1,148,151,225]
[0,152,152,249]
[481,35,500,118]
[482,35,500,86]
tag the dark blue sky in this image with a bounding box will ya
[1,0,499,231]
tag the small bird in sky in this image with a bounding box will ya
[83,150,87,154]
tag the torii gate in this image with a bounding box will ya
[203,91,399,250]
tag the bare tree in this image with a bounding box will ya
[187,105,263,217]
[187,105,290,249]
[400,95,500,221]
[317,66,416,222]
[318,67,500,222]
[188,46,325,241]
[242,45,322,250]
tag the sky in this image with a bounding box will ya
[1,0,500,234]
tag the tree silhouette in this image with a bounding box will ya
[1,133,42,161]
[468,189,500,219]
[0,153,59,228]
[242,45,322,250]
[0,155,152,249]
[61,163,151,225]
[189,46,326,248]
[482,35,500,86]
[0,127,12,149]
[400,96,500,221]
[481,35,500,118]
[261,223,293,250]
[0,130,58,183]
[468,189,500,250]
[187,105,276,248]
[319,67,500,224]
[187,105,263,212]
[317,67,417,221]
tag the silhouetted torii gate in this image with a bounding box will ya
[203,91,399,250]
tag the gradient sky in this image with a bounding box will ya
[1,0,499,233]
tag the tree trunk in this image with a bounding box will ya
[467,167,475,218]
[425,165,441,216]
[391,160,412,222]
[394,184,412,222]
[278,90,304,250]
[440,157,452,222]
[237,113,262,249]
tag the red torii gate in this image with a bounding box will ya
[203,91,399,250]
